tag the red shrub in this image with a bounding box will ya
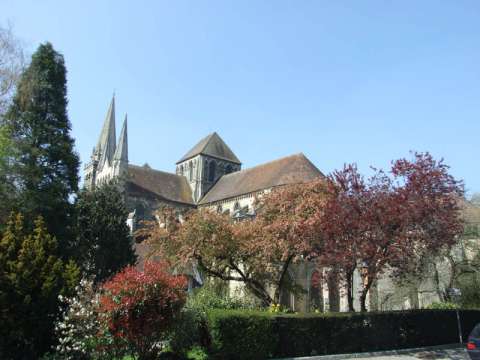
[99,261,187,359]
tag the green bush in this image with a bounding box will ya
[187,284,259,314]
[169,308,205,355]
[204,309,480,360]
[207,310,277,360]
[169,284,261,356]
[426,301,459,309]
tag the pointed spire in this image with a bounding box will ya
[96,95,117,167]
[114,114,128,162]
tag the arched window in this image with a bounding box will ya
[179,165,184,176]
[216,204,223,213]
[208,161,216,182]
[225,164,233,174]
[234,201,240,211]
[189,161,193,181]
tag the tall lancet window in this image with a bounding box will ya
[208,161,216,182]
[189,161,193,181]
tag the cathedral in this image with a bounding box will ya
[84,96,324,229]
[84,96,328,311]
[84,97,455,313]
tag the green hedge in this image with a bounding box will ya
[205,309,480,359]
[207,310,277,360]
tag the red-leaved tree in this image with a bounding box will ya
[316,153,464,312]
[143,180,328,307]
[98,261,186,360]
[251,180,328,304]
[315,164,369,311]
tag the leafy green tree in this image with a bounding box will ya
[2,42,79,250]
[0,24,24,116]
[0,213,80,359]
[0,124,15,225]
[75,182,136,283]
[0,24,24,226]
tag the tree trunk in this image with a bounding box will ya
[198,257,274,306]
[360,277,374,312]
[327,269,340,312]
[273,255,295,305]
[433,262,444,301]
[346,270,355,312]
[245,282,272,307]
[359,289,368,312]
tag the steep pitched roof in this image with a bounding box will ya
[127,164,194,205]
[114,115,128,162]
[198,153,324,204]
[96,96,116,167]
[177,132,241,164]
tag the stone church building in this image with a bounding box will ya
[84,97,464,313]
[85,97,322,213]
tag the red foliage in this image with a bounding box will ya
[98,261,186,359]
[315,152,464,312]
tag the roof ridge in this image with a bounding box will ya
[128,164,184,178]
[198,153,323,205]
[219,153,307,178]
[176,132,241,164]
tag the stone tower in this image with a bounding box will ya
[84,96,128,189]
[176,132,241,202]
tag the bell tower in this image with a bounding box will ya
[176,132,241,202]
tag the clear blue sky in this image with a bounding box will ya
[3,1,479,195]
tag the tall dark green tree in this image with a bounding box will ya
[0,213,80,359]
[2,43,79,248]
[75,182,137,283]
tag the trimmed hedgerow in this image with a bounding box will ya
[207,310,277,360]
[204,309,480,360]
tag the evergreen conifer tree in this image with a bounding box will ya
[2,42,79,250]
[0,213,80,359]
[75,182,137,283]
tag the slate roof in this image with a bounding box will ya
[198,153,324,205]
[177,132,241,164]
[127,164,194,204]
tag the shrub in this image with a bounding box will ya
[426,301,459,309]
[204,309,480,360]
[169,283,260,356]
[186,346,209,360]
[207,310,277,360]
[168,308,205,355]
[0,214,80,359]
[187,283,259,314]
[98,261,187,360]
[54,278,99,360]
[458,273,480,309]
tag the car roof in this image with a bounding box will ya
[470,324,480,338]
